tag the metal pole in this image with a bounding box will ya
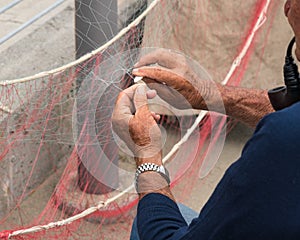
[75,0,118,194]
[75,0,118,58]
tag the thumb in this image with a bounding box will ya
[134,85,149,112]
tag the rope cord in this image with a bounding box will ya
[0,0,160,85]
[7,0,271,238]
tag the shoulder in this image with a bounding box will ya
[239,102,300,163]
[255,102,300,139]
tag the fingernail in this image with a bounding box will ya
[148,89,157,95]
[133,62,140,68]
[134,76,143,83]
[132,68,138,74]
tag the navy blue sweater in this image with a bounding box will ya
[137,102,300,239]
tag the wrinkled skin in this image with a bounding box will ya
[112,85,174,200]
[111,0,299,200]
[285,0,300,60]
[112,85,163,166]
[132,50,219,110]
[113,0,300,166]
[132,0,300,115]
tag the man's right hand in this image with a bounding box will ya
[133,49,274,128]
[132,49,222,111]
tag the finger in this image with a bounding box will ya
[134,49,182,69]
[146,89,157,99]
[136,78,178,106]
[114,85,139,116]
[133,66,187,87]
[114,86,156,118]
[151,112,161,122]
[113,94,132,118]
[118,84,139,101]
[120,84,156,100]
[147,81,192,109]
[134,85,149,112]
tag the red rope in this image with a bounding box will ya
[0,230,13,239]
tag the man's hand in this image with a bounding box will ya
[285,0,300,60]
[112,85,175,200]
[132,49,274,127]
[132,49,221,111]
[112,84,163,166]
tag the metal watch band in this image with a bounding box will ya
[135,163,170,192]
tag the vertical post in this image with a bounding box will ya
[75,0,118,58]
[75,0,119,194]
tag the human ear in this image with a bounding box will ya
[284,0,291,17]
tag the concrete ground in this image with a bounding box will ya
[0,0,74,80]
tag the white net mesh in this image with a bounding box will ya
[0,0,291,239]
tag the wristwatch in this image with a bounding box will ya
[135,163,170,192]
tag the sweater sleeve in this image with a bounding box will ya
[137,102,300,240]
[137,193,190,240]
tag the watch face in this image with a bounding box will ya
[159,166,166,174]
[159,165,166,175]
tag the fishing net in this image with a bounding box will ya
[0,0,289,239]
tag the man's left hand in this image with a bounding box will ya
[112,85,163,166]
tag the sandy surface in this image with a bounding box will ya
[0,0,295,238]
